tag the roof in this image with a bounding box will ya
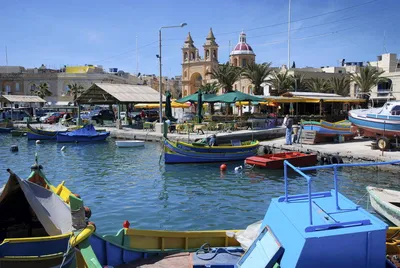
[230,32,255,56]
[75,83,165,104]
[0,94,46,103]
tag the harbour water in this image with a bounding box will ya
[0,135,397,234]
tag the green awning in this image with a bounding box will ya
[206,91,265,103]
[175,92,217,103]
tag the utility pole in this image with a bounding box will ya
[136,36,139,75]
[287,0,292,69]
[5,46,8,73]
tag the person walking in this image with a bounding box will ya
[284,115,293,145]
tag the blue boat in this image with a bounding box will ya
[75,160,400,268]
[27,122,68,140]
[0,127,13,133]
[349,101,400,139]
[164,138,259,164]
[302,119,354,138]
[56,124,110,142]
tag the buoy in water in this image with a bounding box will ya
[84,206,92,219]
[234,165,243,173]
[123,220,130,228]
[10,145,18,152]
[61,146,66,151]
[220,163,227,171]
[36,140,41,144]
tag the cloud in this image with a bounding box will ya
[80,30,103,43]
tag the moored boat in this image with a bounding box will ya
[245,151,317,169]
[56,124,110,142]
[0,127,13,133]
[116,140,145,148]
[348,101,400,139]
[367,186,400,226]
[27,122,68,140]
[164,138,259,164]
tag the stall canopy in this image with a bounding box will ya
[279,92,365,103]
[0,95,46,103]
[176,92,217,103]
[206,91,265,103]
[75,83,166,104]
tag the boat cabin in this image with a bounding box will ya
[379,101,400,116]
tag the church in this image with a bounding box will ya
[181,28,256,97]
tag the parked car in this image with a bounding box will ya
[181,112,196,122]
[120,112,126,120]
[133,110,159,122]
[91,110,115,124]
[40,112,56,123]
[45,112,65,124]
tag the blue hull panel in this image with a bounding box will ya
[27,132,57,140]
[349,114,400,135]
[56,132,110,142]
[0,127,13,133]
[302,125,352,136]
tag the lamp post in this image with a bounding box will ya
[158,23,187,123]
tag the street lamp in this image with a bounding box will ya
[158,23,187,123]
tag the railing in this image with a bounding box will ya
[282,159,400,232]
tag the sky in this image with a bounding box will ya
[1,0,399,77]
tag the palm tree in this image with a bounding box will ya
[306,78,330,93]
[208,62,242,93]
[267,70,293,96]
[199,82,219,114]
[242,62,272,95]
[198,82,219,94]
[32,83,52,99]
[68,83,85,106]
[291,73,307,92]
[350,66,386,105]
[329,76,350,96]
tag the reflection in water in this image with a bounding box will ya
[0,134,398,233]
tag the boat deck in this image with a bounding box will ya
[116,253,191,268]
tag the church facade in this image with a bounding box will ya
[181,28,256,97]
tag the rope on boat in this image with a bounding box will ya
[195,243,242,261]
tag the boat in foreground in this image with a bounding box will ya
[349,101,400,139]
[0,165,76,267]
[164,138,259,164]
[245,151,317,169]
[367,186,400,226]
[116,140,145,148]
[57,124,110,142]
[76,160,400,268]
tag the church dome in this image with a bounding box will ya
[230,32,255,56]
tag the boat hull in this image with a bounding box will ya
[302,120,354,137]
[245,152,317,169]
[89,228,240,267]
[56,132,110,142]
[116,140,145,147]
[0,127,13,133]
[164,139,258,164]
[26,124,67,140]
[367,186,400,226]
[349,112,400,138]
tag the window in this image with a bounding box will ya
[5,85,11,94]
[213,50,216,59]
[15,83,20,92]
[206,50,209,59]
[391,106,400,115]
[242,59,246,67]
[184,52,188,61]
[30,84,36,92]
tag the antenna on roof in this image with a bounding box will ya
[383,30,388,54]
[5,46,8,73]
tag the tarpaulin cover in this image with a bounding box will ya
[66,124,98,137]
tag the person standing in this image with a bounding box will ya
[284,115,293,145]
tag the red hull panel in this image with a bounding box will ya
[245,152,317,169]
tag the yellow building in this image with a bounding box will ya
[181,29,255,97]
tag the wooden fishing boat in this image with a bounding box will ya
[0,127,13,133]
[76,160,400,268]
[0,167,76,267]
[27,122,68,140]
[56,124,110,143]
[367,186,400,226]
[301,119,354,139]
[164,139,259,164]
[11,129,27,136]
[245,151,317,169]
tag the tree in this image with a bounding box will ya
[350,66,386,104]
[291,73,307,92]
[306,78,330,93]
[208,62,242,93]
[68,83,85,106]
[329,76,350,96]
[32,83,52,99]
[198,82,219,94]
[267,70,293,96]
[242,62,272,95]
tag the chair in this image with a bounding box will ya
[231,139,241,146]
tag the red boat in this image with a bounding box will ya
[245,151,317,169]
